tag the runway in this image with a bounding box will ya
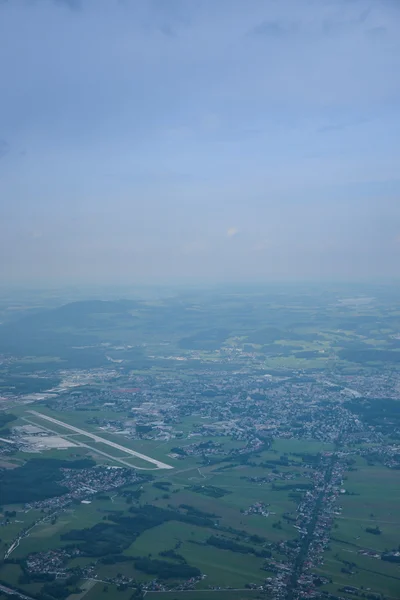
[28,410,173,470]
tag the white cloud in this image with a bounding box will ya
[227,227,239,237]
[252,240,272,252]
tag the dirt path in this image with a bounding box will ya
[67,579,97,600]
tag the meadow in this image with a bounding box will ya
[317,461,400,599]
[2,285,400,599]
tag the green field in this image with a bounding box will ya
[317,464,400,599]
[83,582,134,600]
[145,593,265,600]
[2,284,400,599]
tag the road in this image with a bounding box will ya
[0,583,36,600]
[4,508,61,559]
[286,453,337,600]
[29,411,173,469]
[143,590,255,594]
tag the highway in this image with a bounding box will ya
[0,583,36,600]
[28,411,173,469]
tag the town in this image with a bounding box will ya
[1,352,399,600]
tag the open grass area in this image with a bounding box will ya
[335,465,400,551]
[124,521,212,557]
[83,582,134,600]
[66,578,97,600]
[21,406,247,466]
[272,438,335,454]
[144,593,265,600]
[0,508,43,554]
[179,543,267,588]
[0,563,43,596]
[317,464,400,599]
[20,410,172,469]
[10,501,115,558]
[316,545,400,599]
[0,410,325,596]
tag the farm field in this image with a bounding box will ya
[316,463,400,599]
[2,284,400,599]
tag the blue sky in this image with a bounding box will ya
[1,0,399,284]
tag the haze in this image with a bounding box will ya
[1,0,399,284]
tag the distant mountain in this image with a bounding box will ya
[2,299,138,329]
[0,299,140,360]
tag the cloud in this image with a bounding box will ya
[322,7,371,34]
[201,113,220,132]
[182,240,209,255]
[252,240,272,252]
[318,116,372,133]
[0,139,10,159]
[366,26,387,38]
[53,0,81,9]
[251,6,372,40]
[0,0,82,9]
[251,20,296,37]
[158,24,177,37]
[1,0,400,283]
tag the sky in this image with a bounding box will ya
[1,0,400,285]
